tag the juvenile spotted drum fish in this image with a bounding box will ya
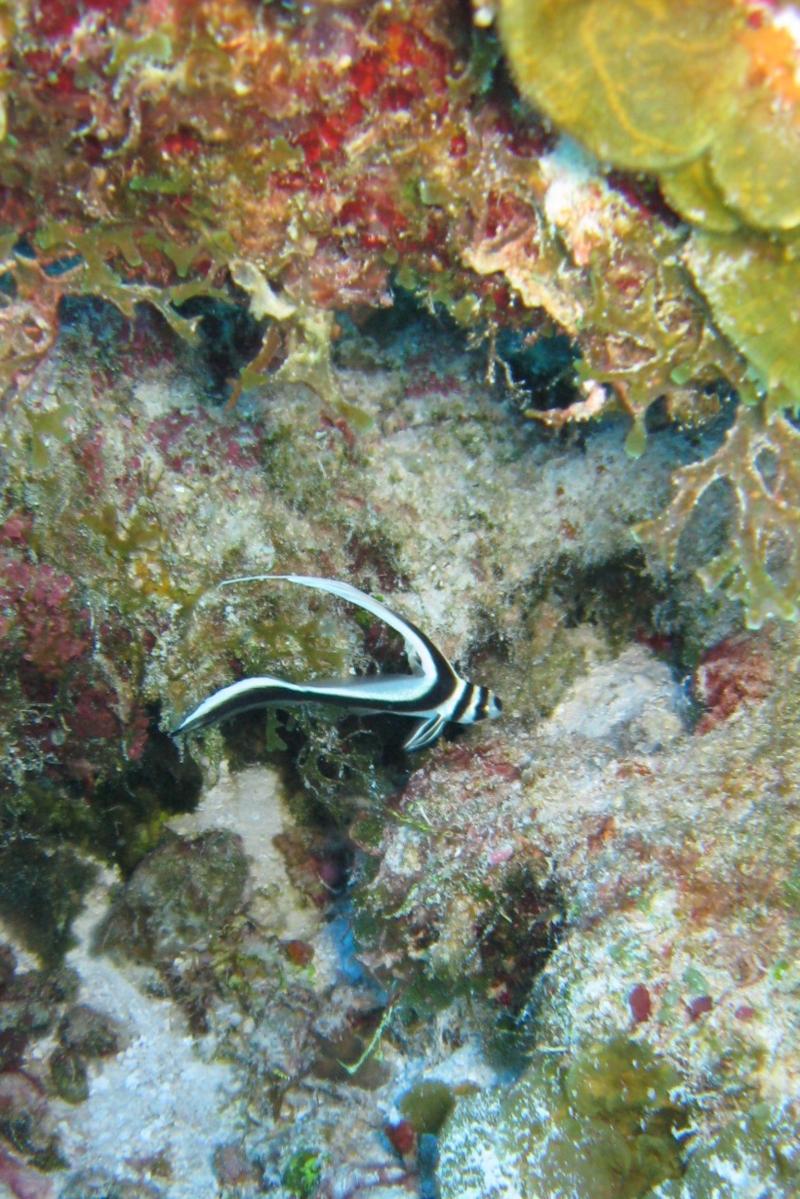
[173,574,502,751]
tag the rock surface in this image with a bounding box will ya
[0,312,797,1197]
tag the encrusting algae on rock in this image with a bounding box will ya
[439,1037,686,1199]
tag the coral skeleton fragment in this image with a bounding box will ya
[173,575,502,751]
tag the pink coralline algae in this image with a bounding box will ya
[695,632,774,734]
[0,538,149,767]
[0,557,89,683]
[0,1147,53,1199]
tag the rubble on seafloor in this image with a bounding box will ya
[0,302,797,1199]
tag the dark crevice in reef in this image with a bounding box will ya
[90,712,204,875]
[174,295,267,403]
[476,869,567,1059]
[552,550,669,643]
[519,549,676,666]
[333,283,484,374]
[58,294,130,354]
[386,864,568,1066]
[0,710,204,961]
[495,328,581,414]
[53,285,269,408]
[533,546,736,682]
[645,382,739,453]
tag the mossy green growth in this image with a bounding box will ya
[400,1080,455,1134]
[283,1149,324,1198]
[0,665,125,957]
[562,1036,679,1122]
[0,839,96,965]
[439,1036,685,1199]
[48,1047,89,1104]
[24,402,74,472]
[624,226,800,628]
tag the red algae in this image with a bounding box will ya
[628,983,652,1025]
[686,995,714,1022]
[385,1119,416,1158]
[0,559,90,680]
[695,632,774,733]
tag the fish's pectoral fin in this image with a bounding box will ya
[403,713,448,752]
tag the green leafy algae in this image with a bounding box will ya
[708,88,800,233]
[107,29,173,78]
[637,406,800,628]
[499,1,800,233]
[576,220,737,457]
[660,158,739,235]
[283,1149,324,1198]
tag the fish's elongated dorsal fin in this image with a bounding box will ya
[220,573,454,685]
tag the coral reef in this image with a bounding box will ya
[0,0,798,618]
[433,620,800,1196]
[0,2,799,1196]
[0,313,797,1194]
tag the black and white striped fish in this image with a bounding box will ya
[172,574,502,751]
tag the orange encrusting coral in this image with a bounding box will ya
[739,14,800,106]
